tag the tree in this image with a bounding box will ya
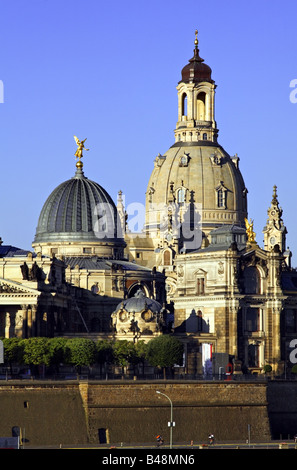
[2,337,25,375]
[22,337,51,377]
[263,364,272,374]
[134,340,148,376]
[146,335,184,378]
[66,338,96,375]
[96,340,114,377]
[112,340,138,374]
[48,337,69,374]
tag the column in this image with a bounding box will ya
[5,312,10,338]
[21,305,28,338]
[31,305,37,337]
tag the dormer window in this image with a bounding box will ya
[216,182,228,209]
[179,153,190,167]
[218,189,224,208]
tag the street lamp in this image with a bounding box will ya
[156,390,174,449]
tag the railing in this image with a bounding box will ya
[1,372,296,382]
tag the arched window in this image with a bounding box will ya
[203,133,207,140]
[177,188,186,204]
[197,92,206,120]
[243,267,261,294]
[128,284,146,298]
[182,93,188,117]
[163,249,171,266]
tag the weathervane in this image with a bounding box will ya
[194,29,198,47]
[74,136,89,169]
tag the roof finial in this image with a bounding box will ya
[74,135,89,171]
[194,29,198,48]
[272,185,278,204]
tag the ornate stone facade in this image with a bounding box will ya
[1,31,297,377]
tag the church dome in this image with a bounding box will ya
[33,161,124,254]
[144,31,248,247]
[145,143,247,241]
[115,290,162,314]
[112,290,165,337]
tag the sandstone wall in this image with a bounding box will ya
[0,382,88,447]
[0,379,296,447]
[84,381,270,444]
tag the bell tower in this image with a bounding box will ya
[174,30,218,144]
[263,185,287,252]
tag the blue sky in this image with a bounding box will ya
[1,0,297,264]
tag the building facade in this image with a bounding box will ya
[1,31,297,376]
[124,31,297,375]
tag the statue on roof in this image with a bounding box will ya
[245,217,256,243]
[74,136,89,163]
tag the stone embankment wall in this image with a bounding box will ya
[83,381,271,444]
[0,382,89,447]
[0,380,278,446]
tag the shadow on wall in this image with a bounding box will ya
[174,309,209,334]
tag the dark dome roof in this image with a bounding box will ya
[180,45,213,84]
[115,290,162,314]
[34,166,121,244]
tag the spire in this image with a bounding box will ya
[192,29,202,61]
[272,185,278,206]
[263,185,287,252]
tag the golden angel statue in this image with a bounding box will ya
[74,136,89,161]
[245,217,256,243]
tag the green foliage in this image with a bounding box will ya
[2,337,24,365]
[263,364,272,373]
[22,337,51,367]
[65,338,96,368]
[96,340,114,365]
[146,335,184,369]
[47,337,69,368]
[134,340,148,363]
[112,340,137,368]
[0,335,183,378]
[291,364,297,374]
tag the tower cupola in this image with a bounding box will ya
[175,30,218,144]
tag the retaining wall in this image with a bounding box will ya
[1,380,297,446]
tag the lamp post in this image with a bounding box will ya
[156,390,174,449]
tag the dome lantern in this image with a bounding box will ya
[175,29,218,145]
[180,30,213,85]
